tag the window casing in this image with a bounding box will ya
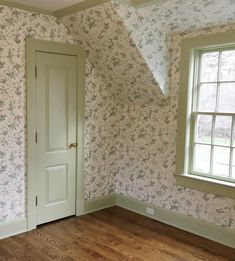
[189,47,235,184]
[175,32,235,199]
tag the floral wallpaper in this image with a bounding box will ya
[62,2,164,202]
[113,0,235,95]
[115,25,235,230]
[1,0,235,232]
[0,4,119,222]
[62,2,165,106]
[0,6,75,222]
[63,1,235,229]
[83,61,120,200]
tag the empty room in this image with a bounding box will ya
[0,0,235,260]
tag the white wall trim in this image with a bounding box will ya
[81,193,235,248]
[1,194,235,249]
[0,218,27,240]
[116,194,235,249]
[83,193,116,215]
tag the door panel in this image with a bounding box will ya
[36,52,77,225]
[47,66,68,151]
[47,164,68,204]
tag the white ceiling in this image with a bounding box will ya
[5,0,87,11]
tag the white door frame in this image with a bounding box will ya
[26,39,85,230]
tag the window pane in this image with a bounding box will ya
[233,123,235,147]
[220,50,235,81]
[200,52,219,82]
[195,115,212,144]
[213,147,230,177]
[214,116,232,146]
[194,144,211,173]
[232,150,235,179]
[198,84,217,112]
[219,83,235,112]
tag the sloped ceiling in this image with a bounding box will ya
[62,2,166,105]
[62,0,235,103]
[113,0,235,96]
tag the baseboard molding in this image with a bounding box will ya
[83,193,116,215]
[0,218,27,240]
[116,194,235,249]
[1,194,235,249]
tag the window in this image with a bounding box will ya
[191,48,235,182]
[176,32,235,199]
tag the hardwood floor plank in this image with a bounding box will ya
[81,213,225,261]
[94,207,234,260]
[0,207,234,261]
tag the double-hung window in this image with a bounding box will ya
[176,32,235,198]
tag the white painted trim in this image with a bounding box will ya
[55,0,110,18]
[0,0,54,15]
[83,193,116,214]
[0,0,110,17]
[2,194,235,250]
[131,0,169,8]
[0,218,27,240]
[73,193,235,248]
[26,39,85,230]
[116,194,235,249]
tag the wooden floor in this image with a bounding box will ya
[0,207,235,261]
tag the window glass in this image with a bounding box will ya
[220,50,235,81]
[213,147,230,177]
[198,84,217,112]
[214,116,232,146]
[200,52,219,82]
[192,48,235,182]
[219,83,235,112]
[194,144,211,173]
[195,115,212,144]
[232,150,235,179]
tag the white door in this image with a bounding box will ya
[35,52,77,225]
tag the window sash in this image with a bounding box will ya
[190,113,235,183]
[189,47,235,183]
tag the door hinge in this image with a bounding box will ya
[35,66,37,78]
[36,196,38,207]
[35,132,38,144]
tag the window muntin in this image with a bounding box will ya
[190,47,235,183]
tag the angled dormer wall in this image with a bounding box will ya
[113,0,235,95]
[62,2,165,106]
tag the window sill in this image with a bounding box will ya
[175,174,235,199]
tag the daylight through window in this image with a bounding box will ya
[191,48,235,182]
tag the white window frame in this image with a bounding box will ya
[175,31,235,199]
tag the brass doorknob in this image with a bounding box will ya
[69,143,78,149]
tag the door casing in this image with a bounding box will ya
[26,39,85,230]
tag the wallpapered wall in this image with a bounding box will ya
[113,0,235,95]
[111,0,235,229]
[112,0,235,229]
[62,3,165,106]
[0,6,74,222]
[0,5,120,222]
[115,26,235,230]
[63,1,235,229]
[1,0,235,230]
